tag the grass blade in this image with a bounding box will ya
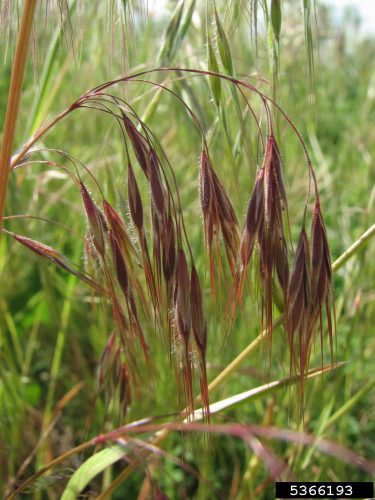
[60,446,126,500]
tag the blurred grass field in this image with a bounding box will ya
[0,1,374,498]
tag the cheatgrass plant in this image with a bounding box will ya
[1,1,375,498]
[2,65,338,419]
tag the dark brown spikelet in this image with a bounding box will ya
[109,230,129,296]
[123,112,150,177]
[199,150,211,217]
[238,168,265,284]
[127,162,158,310]
[127,163,144,232]
[174,250,191,342]
[261,136,289,340]
[191,266,209,418]
[174,249,194,413]
[151,205,163,302]
[111,346,122,395]
[162,217,176,341]
[226,168,264,329]
[275,236,289,297]
[149,149,165,219]
[98,332,117,386]
[80,181,106,257]
[199,150,215,292]
[109,230,149,361]
[162,217,176,284]
[149,149,165,304]
[231,135,289,344]
[286,229,311,397]
[211,166,239,277]
[199,149,239,297]
[311,201,335,363]
[11,233,107,295]
[119,363,132,420]
[103,199,135,260]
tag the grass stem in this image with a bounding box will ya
[0,0,36,234]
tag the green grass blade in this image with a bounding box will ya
[214,4,233,75]
[325,379,375,428]
[60,446,125,500]
[28,0,77,136]
[207,34,221,107]
[301,379,375,469]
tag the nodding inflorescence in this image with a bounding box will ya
[9,69,335,417]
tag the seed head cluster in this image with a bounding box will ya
[9,88,335,418]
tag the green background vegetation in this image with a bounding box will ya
[0,1,374,498]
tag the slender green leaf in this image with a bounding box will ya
[207,34,221,106]
[214,6,233,75]
[61,446,125,500]
[271,0,281,43]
